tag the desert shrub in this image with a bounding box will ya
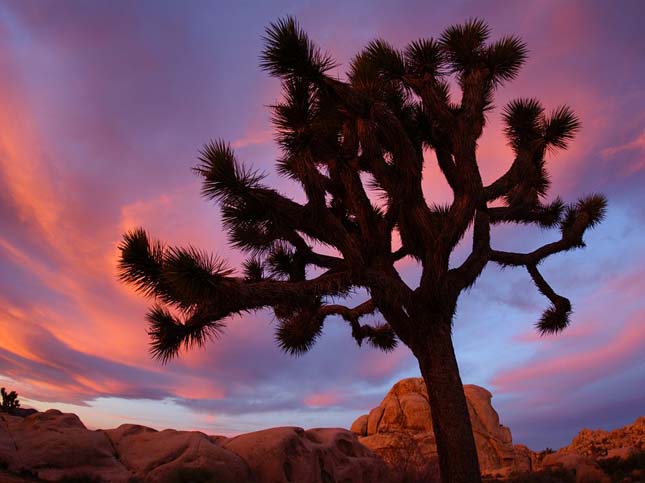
[597,451,645,482]
[56,474,104,483]
[381,432,441,483]
[484,467,576,483]
[163,467,223,483]
[398,464,440,483]
[1,388,20,414]
[19,468,38,479]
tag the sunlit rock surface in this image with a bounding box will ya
[0,411,387,482]
[350,377,530,477]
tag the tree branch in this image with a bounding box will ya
[488,199,563,228]
[447,208,490,291]
[483,151,533,201]
[526,263,572,335]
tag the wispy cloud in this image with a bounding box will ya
[0,0,642,449]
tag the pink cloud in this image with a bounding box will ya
[601,131,645,176]
[356,345,413,380]
[493,310,645,395]
[304,390,343,408]
[602,131,645,158]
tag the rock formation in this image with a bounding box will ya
[536,417,644,483]
[1,386,642,482]
[350,378,531,477]
[0,410,388,482]
[558,416,644,458]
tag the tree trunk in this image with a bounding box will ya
[413,318,482,483]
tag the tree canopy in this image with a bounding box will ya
[118,17,606,362]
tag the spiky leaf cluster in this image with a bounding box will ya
[503,99,580,152]
[274,299,324,356]
[536,301,572,336]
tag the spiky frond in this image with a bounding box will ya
[502,98,544,150]
[147,305,225,364]
[485,35,528,85]
[576,193,608,229]
[118,228,164,297]
[543,106,580,150]
[362,39,406,80]
[365,323,398,352]
[242,257,265,281]
[260,16,336,81]
[228,221,280,253]
[119,229,235,311]
[405,38,444,77]
[162,246,232,306]
[274,309,324,356]
[522,197,564,227]
[536,301,572,336]
[272,78,317,153]
[538,197,566,227]
[267,244,301,279]
[560,193,608,238]
[194,140,265,202]
[440,18,490,73]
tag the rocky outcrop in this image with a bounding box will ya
[541,452,610,483]
[558,416,644,459]
[532,417,645,483]
[223,426,389,483]
[0,410,131,482]
[104,423,252,483]
[350,378,529,477]
[0,410,388,483]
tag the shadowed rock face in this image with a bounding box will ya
[0,411,388,483]
[350,378,527,477]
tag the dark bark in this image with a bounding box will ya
[413,317,482,483]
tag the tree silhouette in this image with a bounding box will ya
[1,387,20,413]
[118,18,606,483]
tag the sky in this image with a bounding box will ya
[0,0,643,450]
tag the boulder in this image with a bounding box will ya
[511,444,536,473]
[223,426,390,483]
[542,452,610,483]
[351,378,517,476]
[105,423,252,483]
[1,409,131,482]
[350,414,368,437]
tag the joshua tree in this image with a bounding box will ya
[119,18,606,482]
[1,387,20,413]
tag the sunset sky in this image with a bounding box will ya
[0,1,643,450]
